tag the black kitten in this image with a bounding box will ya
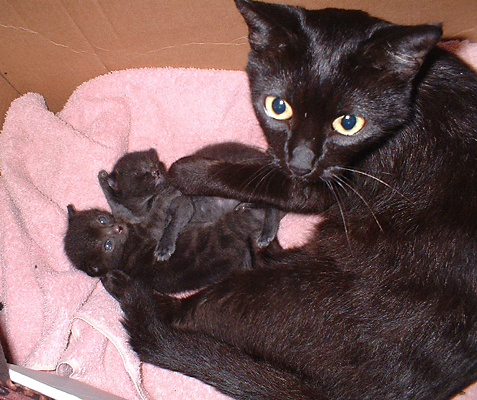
[103,1,477,399]
[65,144,283,292]
[99,146,282,261]
[65,203,276,293]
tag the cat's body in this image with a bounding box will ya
[102,1,477,399]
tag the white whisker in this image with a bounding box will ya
[324,179,353,255]
[336,166,413,204]
[334,175,384,232]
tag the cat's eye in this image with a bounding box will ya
[264,96,293,120]
[103,239,113,252]
[332,115,365,136]
[98,216,108,225]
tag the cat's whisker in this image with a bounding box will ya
[324,179,353,255]
[334,175,384,233]
[336,166,413,204]
[240,163,278,203]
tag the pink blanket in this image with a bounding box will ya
[0,41,477,400]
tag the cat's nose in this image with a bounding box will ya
[288,145,316,176]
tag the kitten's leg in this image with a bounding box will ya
[102,271,322,400]
[98,170,136,221]
[256,208,285,247]
[152,196,194,261]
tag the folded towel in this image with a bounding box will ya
[0,41,476,400]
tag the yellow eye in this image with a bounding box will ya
[264,96,293,120]
[332,115,366,135]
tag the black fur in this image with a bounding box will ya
[65,145,282,293]
[103,1,477,399]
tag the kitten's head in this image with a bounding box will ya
[106,149,167,200]
[236,0,442,181]
[64,205,129,277]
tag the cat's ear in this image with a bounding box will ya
[107,171,119,192]
[235,0,303,53]
[67,204,77,219]
[366,24,442,79]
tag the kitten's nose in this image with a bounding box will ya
[288,145,316,176]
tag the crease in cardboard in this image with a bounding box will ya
[0,23,95,57]
[56,0,110,72]
[92,36,249,57]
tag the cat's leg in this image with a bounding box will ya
[102,270,322,400]
[152,196,194,261]
[98,170,137,221]
[256,208,285,247]
[168,156,333,213]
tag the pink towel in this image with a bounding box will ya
[0,41,476,400]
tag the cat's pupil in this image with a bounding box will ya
[104,240,113,252]
[341,115,357,130]
[272,98,287,115]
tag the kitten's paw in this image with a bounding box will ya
[256,232,274,248]
[154,243,176,262]
[98,169,109,183]
[101,270,133,301]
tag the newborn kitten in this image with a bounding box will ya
[98,146,282,261]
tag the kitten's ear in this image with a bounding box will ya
[366,24,442,79]
[67,204,77,218]
[147,148,160,162]
[107,171,119,191]
[235,0,303,52]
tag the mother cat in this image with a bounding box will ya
[102,0,477,398]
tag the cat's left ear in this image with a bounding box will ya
[67,204,77,218]
[366,23,442,79]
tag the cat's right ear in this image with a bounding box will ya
[67,204,77,218]
[235,0,303,53]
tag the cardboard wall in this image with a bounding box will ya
[1,0,476,127]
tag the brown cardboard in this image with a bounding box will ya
[0,0,476,127]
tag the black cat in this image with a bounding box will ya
[65,145,282,293]
[102,0,477,399]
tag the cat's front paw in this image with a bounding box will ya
[154,243,176,262]
[98,169,109,184]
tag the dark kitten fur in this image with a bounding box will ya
[65,144,283,291]
[65,203,275,293]
[99,146,282,261]
[103,1,477,399]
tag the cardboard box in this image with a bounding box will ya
[0,0,476,127]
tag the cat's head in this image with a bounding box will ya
[106,149,167,200]
[64,205,129,277]
[236,0,442,181]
